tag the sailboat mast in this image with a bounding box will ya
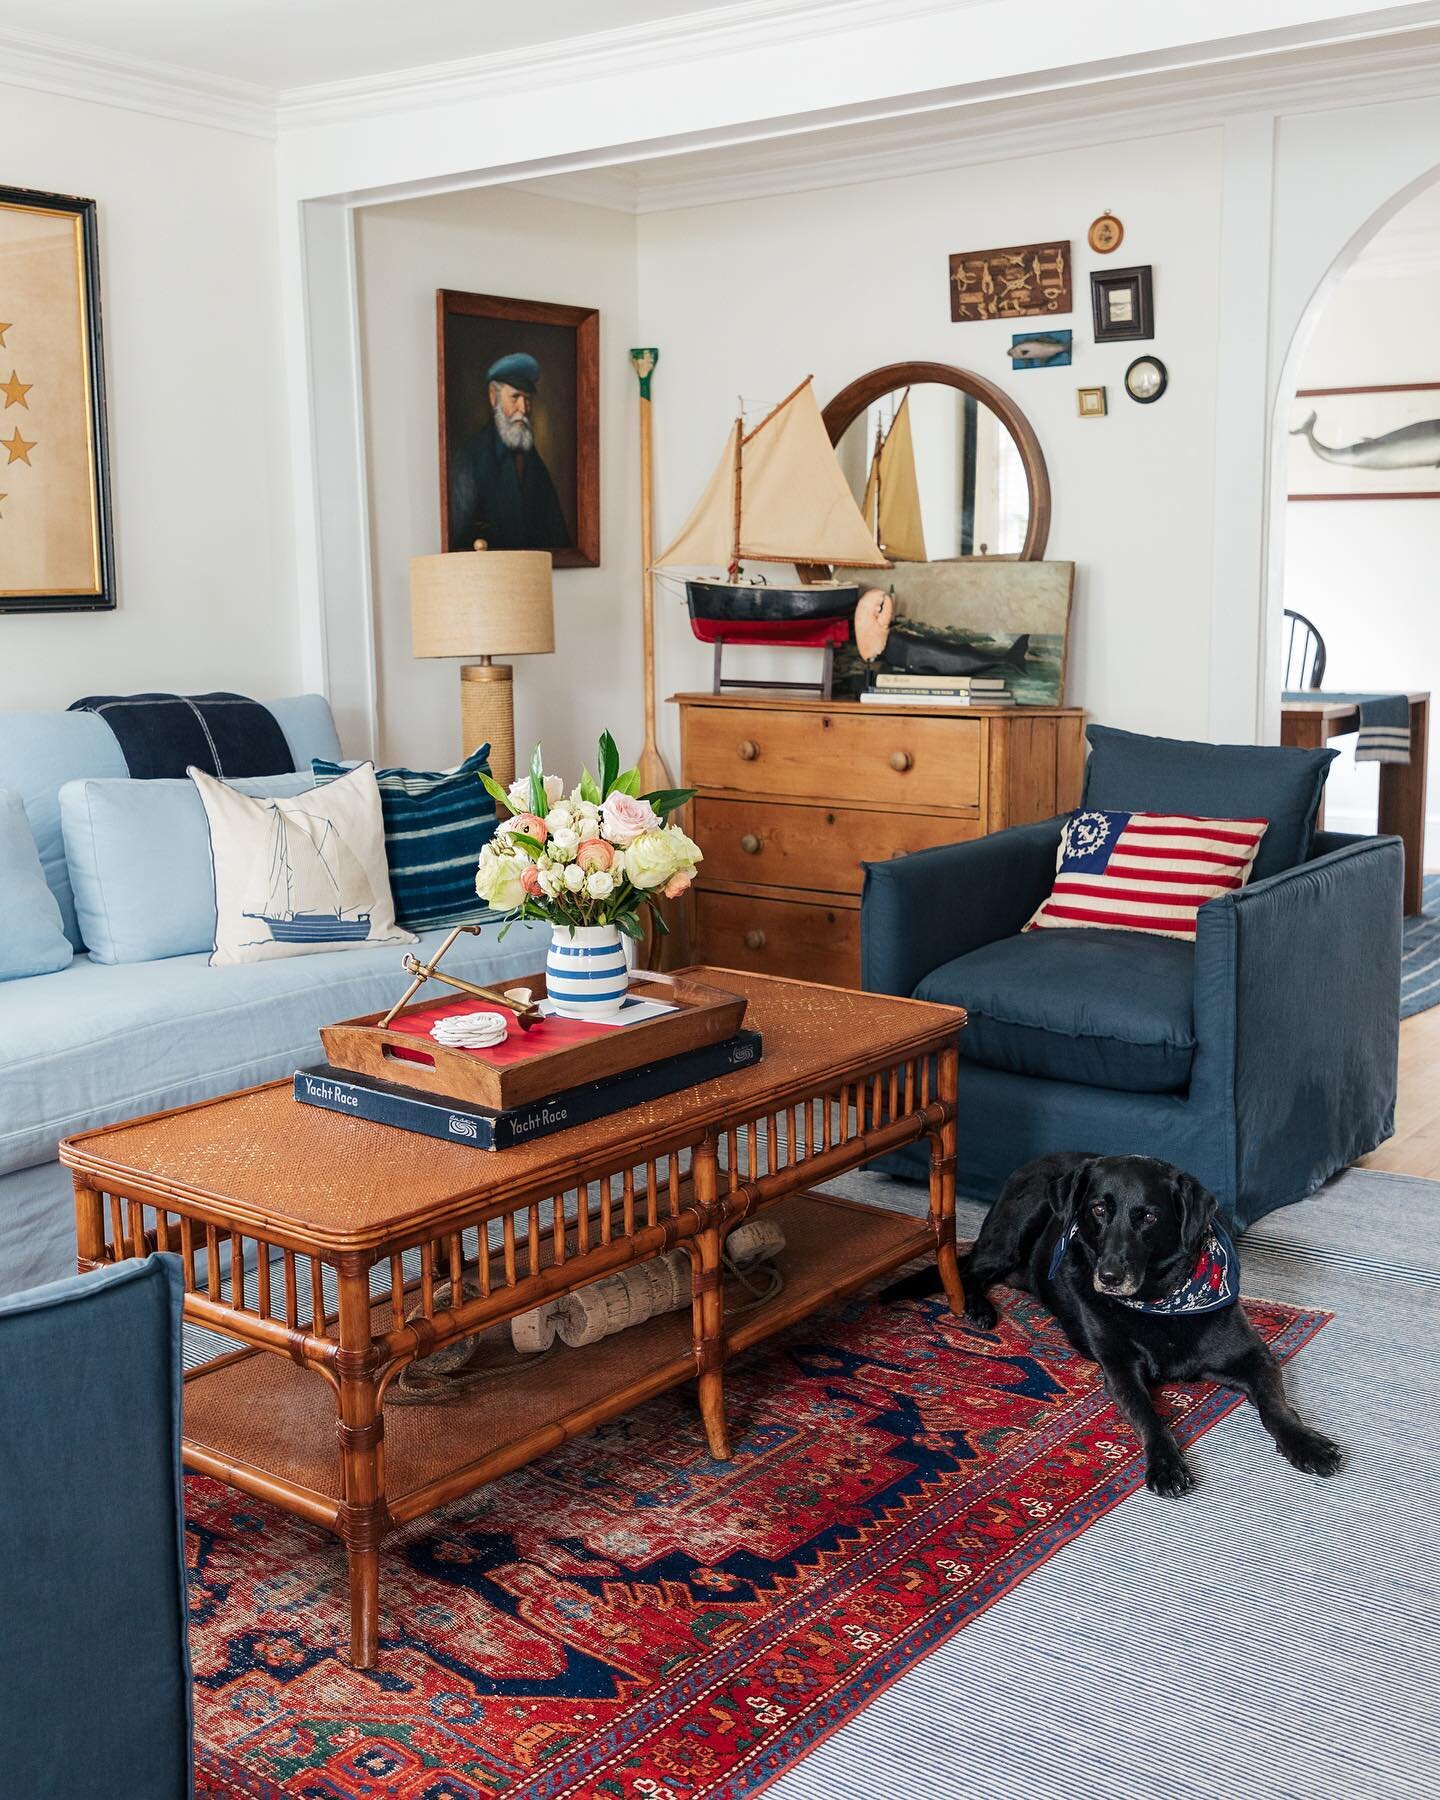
[729,404,743,579]
[872,413,885,546]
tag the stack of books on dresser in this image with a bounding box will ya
[861,672,1016,706]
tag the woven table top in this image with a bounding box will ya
[59,969,963,1252]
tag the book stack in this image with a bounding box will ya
[861,672,1016,706]
[295,1028,763,1151]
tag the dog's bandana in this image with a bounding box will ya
[1048,1219,1240,1314]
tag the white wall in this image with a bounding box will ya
[638,128,1225,771]
[1282,229,1440,858]
[0,85,297,711]
[355,187,640,777]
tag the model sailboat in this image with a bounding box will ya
[654,375,889,639]
[245,808,373,944]
[861,390,927,564]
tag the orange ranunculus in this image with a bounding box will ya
[662,870,694,900]
[511,812,548,844]
[576,837,614,873]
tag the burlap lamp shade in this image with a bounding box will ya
[409,547,555,789]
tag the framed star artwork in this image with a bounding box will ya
[0,186,114,613]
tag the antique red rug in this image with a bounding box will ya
[192,1281,1326,1800]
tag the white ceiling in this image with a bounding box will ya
[0,0,742,92]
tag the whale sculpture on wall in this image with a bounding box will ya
[1292,409,1440,469]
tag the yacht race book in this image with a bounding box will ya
[293,1029,764,1150]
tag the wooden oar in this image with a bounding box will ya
[631,348,674,798]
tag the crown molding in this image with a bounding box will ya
[0,21,273,137]
[272,0,977,127]
[515,24,1440,215]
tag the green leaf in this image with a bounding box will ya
[649,908,671,936]
[479,771,513,813]
[615,912,646,939]
[509,832,545,858]
[579,766,602,805]
[640,787,695,820]
[528,743,547,818]
[612,768,641,797]
[598,731,619,798]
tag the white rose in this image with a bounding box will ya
[623,829,681,890]
[546,804,574,834]
[505,778,531,812]
[609,848,626,881]
[663,824,703,871]
[548,827,580,861]
[544,774,565,805]
[475,847,526,911]
[585,869,615,899]
[563,863,586,892]
[538,863,564,898]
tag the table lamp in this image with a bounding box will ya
[409,543,555,789]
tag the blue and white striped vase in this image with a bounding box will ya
[546,922,629,1021]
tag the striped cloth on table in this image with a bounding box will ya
[1027,808,1268,941]
[313,747,498,932]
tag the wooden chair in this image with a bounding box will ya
[1283,608,1327,690]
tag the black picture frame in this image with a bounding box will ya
[1090,265,1154,344]
[0,186,114,614]
[1125,354,1169,405]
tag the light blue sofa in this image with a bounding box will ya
[0,697,545,1296]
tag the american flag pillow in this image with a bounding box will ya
[1027,809,1269,942]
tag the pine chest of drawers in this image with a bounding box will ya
[673,693,1086,988]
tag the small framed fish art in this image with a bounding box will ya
[1009,331,1072,371]
[1289,383,1440,500]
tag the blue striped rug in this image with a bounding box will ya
[1402,874,1440,1019]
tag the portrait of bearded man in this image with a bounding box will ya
[447,352,572,553]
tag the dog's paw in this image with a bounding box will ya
[1278,1426,1343,1478]
[963,1296,999,1332]
[1144,1446,1197,1497]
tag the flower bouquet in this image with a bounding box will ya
[475,734,701,1020]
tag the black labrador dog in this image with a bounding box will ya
[889,1151,1342,1496]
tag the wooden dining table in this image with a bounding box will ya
[1281,690,1429,916]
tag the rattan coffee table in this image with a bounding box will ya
[60,968,966,1668]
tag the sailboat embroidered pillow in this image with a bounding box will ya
[190,763,415,966]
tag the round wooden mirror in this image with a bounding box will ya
[821,361,1051,562]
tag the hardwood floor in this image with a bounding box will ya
[1358,1006,1440,1180]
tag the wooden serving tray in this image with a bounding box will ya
[320,970,748,1112]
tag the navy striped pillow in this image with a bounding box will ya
[312,748,498,933]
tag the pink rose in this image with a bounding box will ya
[662,870,694,900]
[520,864,544,898]
[510,812,548,844]
[576,837,614,873]
[600,791,661,845]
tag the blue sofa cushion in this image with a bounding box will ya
[0,789,73,980]
[1081,723,1336,881]
[0,1255,192,1798]
[60,771,317,965]
[916,927,1197,1094]
[0,921,549,1178]
[0,694,342,948]
[313,745,499,932]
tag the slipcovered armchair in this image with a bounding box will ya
[861,726,1403,1229]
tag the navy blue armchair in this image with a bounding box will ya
[0,1255,193,1797]
[862,730,1403,1230]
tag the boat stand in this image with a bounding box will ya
[711,637,837,699]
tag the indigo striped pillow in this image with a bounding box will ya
[312,748,498,933]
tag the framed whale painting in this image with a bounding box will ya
[0,186,114,613]
[1289,383,1440,500]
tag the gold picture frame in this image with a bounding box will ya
[0,186,114,613]
[1077,386,1107,417]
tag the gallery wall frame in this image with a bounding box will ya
[436,289,599,568]
[0,185,114,614]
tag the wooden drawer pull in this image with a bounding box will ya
[743,928,767,951]
[889,750,914,773]
[737,739,759,761]
[740,832,763,855]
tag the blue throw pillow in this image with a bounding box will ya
[312,746,498,932]
[0,788,73,980]
[1081,724,1336,882]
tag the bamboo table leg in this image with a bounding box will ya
[336,1254,388,1669]
[932,1047,966,1318]
[689,1140,731,1461]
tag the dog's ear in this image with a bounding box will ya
[1048,1158,1093,1222]
[1175,1171,1219,1255]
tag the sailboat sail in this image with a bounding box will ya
[655,378,890,571]
[861,390,927,563]
[245,806,374,944]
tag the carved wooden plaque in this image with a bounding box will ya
[948,241,1072,323]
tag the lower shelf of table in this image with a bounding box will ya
[180,1189,934,1525]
